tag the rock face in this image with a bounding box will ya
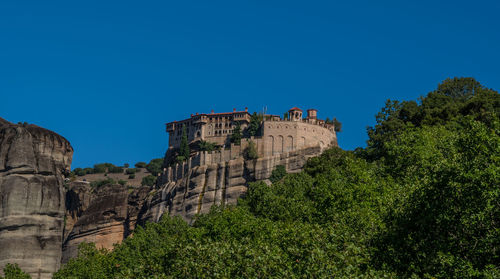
[62,183,149,263]
[141,146,322,224]
[61,146,323,263]
[0,120,73,279]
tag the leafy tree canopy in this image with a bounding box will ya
[55,77,500,279]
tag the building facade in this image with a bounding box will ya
[165,107,337,158]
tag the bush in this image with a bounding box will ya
[269,165,287,183]
[93,163,109,173]
[83,168,94,175]
[135,162,147,168]
[73,168,86,176]
[118,179,127,186]
[124,163,129,168]
[0,263,31,279]
[199,140,216,152]
[141,175,157,187]
[231,122,242,145]
[108,166,124,173]
[90,178,115,188]
[146,158,163,176]
[128,174,136,179]
[244,140,258,160]
[125,168,137,175]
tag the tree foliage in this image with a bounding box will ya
[141,175,157,187]
[198,140,216,152]
[179,125,190,159]
[333,117,342,132]
[269,165,287,183]
[247,112,263,137]
[230,122,242,145]
[55,77,500,279]
[0,264,31,279]
[146,158,163,176]
[243,140,258,160]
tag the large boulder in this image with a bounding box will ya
[0,120,73,279]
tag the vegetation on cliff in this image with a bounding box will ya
[54,78,500,278]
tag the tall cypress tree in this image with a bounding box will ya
[180,125,190,159]
[231,122,242,145]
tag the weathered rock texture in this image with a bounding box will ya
[0,120,73,279]
[61,146,323,263]
[62,183,149,263]
[141,146,322,224]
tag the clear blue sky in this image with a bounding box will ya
[1,1,499,168]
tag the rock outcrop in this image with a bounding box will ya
[141,146,322,224]
[0,120,73,279]
[61,146,322,264]
[62,183,150,263]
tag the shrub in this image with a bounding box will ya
[175,156,185,164]
[93,163,108,173]
[73,168,86,176]
[128,174,136,179]
[135,162,147,168]
[146,158,163,176]
[108,166,124,173]
[124,163,129,168]
[231,123,242,145]
[1,263,31,279]
[199,140,216,152]
[118,179,127,186]
[141,175,157,187]
[269,165,287,183]
[83,168,94,175]
[90,178,115,188]
[244,140,258,160]
[125,168,136,175]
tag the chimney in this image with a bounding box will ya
[245,107,248,112]
[307,109,317,119]
[196,112,199,115]
[233,108,236,112]
[190,114,193,117]
[211,109,214,114]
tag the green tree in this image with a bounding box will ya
[146,158,163,176]
[366,77,500,160]
[269,165,287,183]
[230,122,242,145]
[90,178,115,188]
[141,175,157,187]
[247,112,263,136]
[179,125,190,159]
[125,168,136,175]
[135,162,147,168]
[0,263,31,279]
[198,140,216,152]
[244,140,258,160]
[333,117,342,132]
[72,168,86,176]
[283,112,289,121]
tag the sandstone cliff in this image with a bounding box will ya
[0,120,73,279]
[62,183,149,263]
[141,146,322,224]
[61,146,323,263]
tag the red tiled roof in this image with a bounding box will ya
[289,107,302,111]
[166,111,250,125]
